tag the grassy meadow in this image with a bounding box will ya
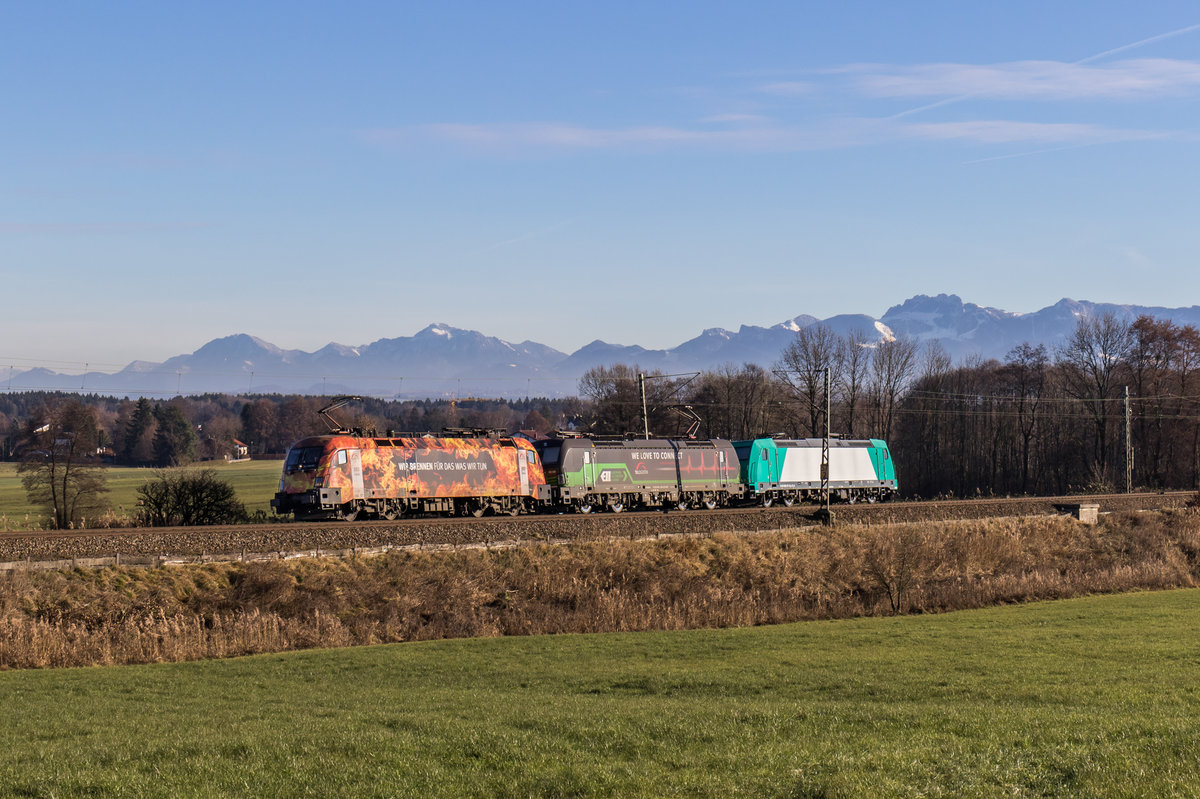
[1,589,1197,797]
[0,460,283,529]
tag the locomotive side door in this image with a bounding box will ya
[348,448,365,499]
[518,449,530,495]
[582,450,594,490]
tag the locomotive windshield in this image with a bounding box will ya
[284,445,324,473]
[536,442,561,467]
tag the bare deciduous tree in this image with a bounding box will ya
[837,328,872,437]
[870,337,920,441]
[689,363,781,439]
[579,365,687,436]
[1002,343,1049,493]
[1057,312,1133,480]
[18,399,109,529]
[778,324,841,436]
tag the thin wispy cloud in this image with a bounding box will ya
[851,59,1200,101]
[366,122,837,152]
[362,22,1200,158]
[365,116,1168,154]
[0,222,213,235]
[960,143,1102,164]
[883,21,1200,118]
[700,113,771,123]
[1078,23,1200,63]
[756,81,816,96]
[1123,247,1154,270]
[903,120,1167,145]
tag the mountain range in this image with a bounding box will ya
[11,294,1200,399]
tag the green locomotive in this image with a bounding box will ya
[534,435,741,512]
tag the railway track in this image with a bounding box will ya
[0,491,1190,565]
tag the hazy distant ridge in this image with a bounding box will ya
[13,295,1200,398]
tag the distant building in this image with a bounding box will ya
[229,439,250,462]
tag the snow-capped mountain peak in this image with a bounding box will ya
[15,296,1200,398]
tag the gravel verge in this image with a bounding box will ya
[0,492,1188,565]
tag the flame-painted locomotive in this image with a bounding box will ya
[271,429,544,521]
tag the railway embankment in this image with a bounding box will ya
[0,491,1187,565]
[1,507,1197,669]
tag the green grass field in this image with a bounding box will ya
[0,460,283,528]
[1,589,1197,797]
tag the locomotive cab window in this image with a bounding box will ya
[538,444,561,466]
[284,446,324,474]
[337,450,348,466]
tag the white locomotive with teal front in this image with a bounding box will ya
[732,437,897,506]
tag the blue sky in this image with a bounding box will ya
[4,1,1199,369]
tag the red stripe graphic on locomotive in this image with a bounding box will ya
[676,451,736,480]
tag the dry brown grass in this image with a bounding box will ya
[2,511,1198,669]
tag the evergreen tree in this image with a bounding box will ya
[121,397,155,464]
[240,399,279,454]
[152,403,197,467]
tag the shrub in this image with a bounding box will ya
[135,469,247,527]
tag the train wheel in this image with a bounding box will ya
[781,496,795,507]
[382,507,400,521]
[338,504,359,522]
[609,502,625,513]
[760,496,773,508]
[866,494,877,504]
[577,502,593,514]
[676,500,690,511]
[703,498,717,510]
